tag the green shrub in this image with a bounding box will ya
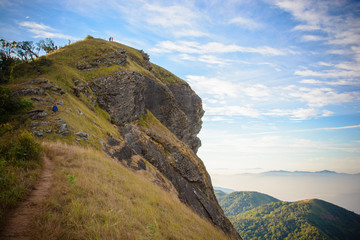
[0,86,21,112]
[0,130,41,221]
[0,131,41,165]
[20,98,33,110]
[0,86,33,123]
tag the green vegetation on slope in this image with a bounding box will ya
[151,63,186,85]
[31,142,230,240]
[218,191,280,216]
[0,87,41,223]
[228,199,360,240]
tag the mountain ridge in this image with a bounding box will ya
[1,36,240,239]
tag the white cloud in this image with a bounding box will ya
[265,108,333,120]
[299,79,323,84]
[229,16,261,29]
[293,24,320,31]
[179,54,230,65]
[299,78,360,86]
[19,21,79,40]
[174,29,209,37]
[286,86,356,108]
[143,3,198,28]
[301,35,326,41]
[19,21,53,31]
[186,75,272,100]
[202,116,233,122]
[242,84,271,98]
[273,0,360,53]
[109,1,209,38]
[295,69,360,79]
[186,75,239,99]
[151,40,288,56]
[291,108,323,120]
[326,49,351,55]
[205,105,261,118]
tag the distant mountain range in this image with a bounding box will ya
[212,170,360,214]
[216,191,360,239]
[259,170,360,176]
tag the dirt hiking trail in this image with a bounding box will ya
[1,156,54,240]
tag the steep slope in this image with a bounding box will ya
[2,36,240,239]
[230,199,360,240]
[27,142,232,239]
[218,191,280,216]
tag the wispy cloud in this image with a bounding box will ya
[295,69,360,79]
[186,75,272,100]
[284,86,357,108]
[227,124,360,136]
[186,75,240,99]
[301,35,326,41]
[19,21,78,40]
[299,78,360,86]
[143,3,199,28]
[151,40,288,56]
[229,16,261,29]
[179,54,230,65]
[273,0,360,50]
[205,105,261,118]
[265,108,333,120]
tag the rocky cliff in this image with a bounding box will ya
[14,37,241,239]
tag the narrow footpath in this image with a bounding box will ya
[0,156,54,240]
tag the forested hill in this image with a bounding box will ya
[217,191,280,216]
[217,191,360,239]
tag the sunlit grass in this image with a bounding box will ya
[31,142,230,239]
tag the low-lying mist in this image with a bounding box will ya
[212,171,360,214]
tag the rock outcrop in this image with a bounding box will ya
[86,56,239,238]
[118,112,240,239]
[88,70,204,153]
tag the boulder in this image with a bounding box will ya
[58,123,70,136]
[76,131,89,140]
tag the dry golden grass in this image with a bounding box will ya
[31,141,230,240]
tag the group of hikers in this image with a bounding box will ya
[67,37,114,45]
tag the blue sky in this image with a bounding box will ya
[1,0,360,174]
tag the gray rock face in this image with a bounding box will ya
[90,71,147,124]
[90,70,203,153]
[33,130,43,137]
[76,131,89,140]
[76,48,128,72]
[167,83,204,152]
[17,88,44,96]
[28,109,48,120]
[120,123,241,239]
[58,123,70,136]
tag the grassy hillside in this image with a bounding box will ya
[1,37,233,239]
[229,199,360,240]
[29,142,230,239]
[218,191,280,216]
